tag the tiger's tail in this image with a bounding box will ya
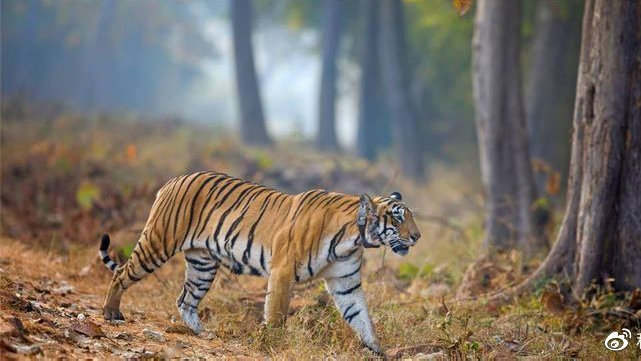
[99,234,119,272]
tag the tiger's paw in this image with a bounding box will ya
[103,308,125,323]
[364,343,386,359]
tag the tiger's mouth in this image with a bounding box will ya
[389,238,414,256]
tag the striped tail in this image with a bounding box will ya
[99,234,119,272]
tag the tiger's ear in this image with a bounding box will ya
[390,191,403,201]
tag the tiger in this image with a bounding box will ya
[98,171,421,354]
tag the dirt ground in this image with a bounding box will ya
[0,239,274,359]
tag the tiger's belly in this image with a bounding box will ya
[199,237,272,277]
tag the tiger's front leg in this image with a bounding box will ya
[263,265,293,326]
[325,270,382,355]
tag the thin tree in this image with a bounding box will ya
[494,0,641,302]
[356,0,381,161]
[472,0,540,256]
[379,0,424,181]
[316,0,342,150]
[231,0,271,145]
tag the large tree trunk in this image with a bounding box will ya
[379,0,424,181]
[356,0,381,161]
[473,0,538,255]
[494,0,641,302]
[316,0,342,150]
[231,0,271,146]
[526,0,582,192]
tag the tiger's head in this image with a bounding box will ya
[358,191,421,256]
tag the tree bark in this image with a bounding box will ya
[379,0,424,181]
[316,0,342,151]
[356,0,381,161]
[526,0,582,190]
[231,0,271,146]
[491,0,641,302]
[473,0,537,255]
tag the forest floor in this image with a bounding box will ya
[1,101,640,359]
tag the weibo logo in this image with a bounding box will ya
[604,328,632,351]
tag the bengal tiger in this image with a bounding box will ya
[98,171,421,354]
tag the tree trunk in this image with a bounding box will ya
[473,0,538,255]
[231,0,271,146]
[82,0,116,109]
[379,0,424,181]
[493,0,641,301]
[526,0,582,191]
[316,0,342,151]
[356,0,381,161]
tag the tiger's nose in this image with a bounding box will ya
[410,232,421,242]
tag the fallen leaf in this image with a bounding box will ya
[142,328,165,342]
[629,288,641,310]
[452,0,473,15]
[165,324,192,334]
[541,288,565,315]
[70,320,105,338]
[0,316,26,338]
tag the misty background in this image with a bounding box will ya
[2,0,499,163]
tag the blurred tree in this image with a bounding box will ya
[316,0,342,150]
[472,0,541,256]
[81,0,116,108]
[525,0,582,193]
[231,0,271,145]
[1,0,213,117]
[356,0,384,161]
[379,0,424,181]
[405,0,475,163]
[505,0,641,298]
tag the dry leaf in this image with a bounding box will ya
[70,320,105,338]
[125,144,137,163]
[165,324,192,334]
[545,171,561,196]
[452,0,473,15]
[541,288,565,315]
[629,288,641,310]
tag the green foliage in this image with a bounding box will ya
[75,181,100,211]
[119,243,136,259]
[419,263,435,279]
[397,262,419,281]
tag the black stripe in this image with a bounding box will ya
[338,263,362,278]
[133,249,154,273]
[336,283,361,295]
[260,246,266,272]
[342,302,355,318]
[243,192,275,264]
[345,309,361,323]
[171,172,206,255]
[307,248,314,277]
[182,174,220,249]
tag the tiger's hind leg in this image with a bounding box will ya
[103,235,170,322]
[176,249,219,334]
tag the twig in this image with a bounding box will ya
[413,212,468,242]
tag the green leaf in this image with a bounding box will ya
[75,182,100,211]
[397,263,419,281]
